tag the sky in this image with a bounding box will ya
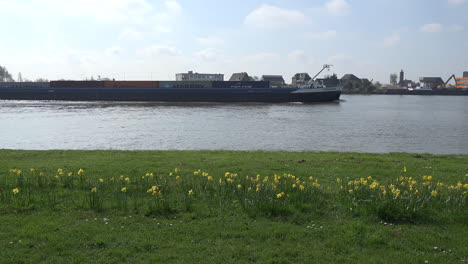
[0,0,467,83]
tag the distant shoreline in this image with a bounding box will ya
[342,88,468,95]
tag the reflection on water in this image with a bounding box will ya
[1,95,467,154]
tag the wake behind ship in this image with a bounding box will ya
[0,66,342,103]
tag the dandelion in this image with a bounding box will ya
[12,188,19,195]
[121,187,127,193]
[188,189,194,196]
[91,187,97,193]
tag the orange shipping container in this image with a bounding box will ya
[103,81,159,88]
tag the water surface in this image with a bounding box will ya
[0,95,467,154]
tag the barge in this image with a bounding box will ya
[0,66,341,103]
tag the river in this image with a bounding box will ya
[0,95,467,154]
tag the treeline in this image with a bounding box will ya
[0,64,48,82]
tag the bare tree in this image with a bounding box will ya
[0,65,14,82]
[390,73,398,87]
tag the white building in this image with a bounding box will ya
[176,71,224,81]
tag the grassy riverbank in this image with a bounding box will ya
[0,150,467,263]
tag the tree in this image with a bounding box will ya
[390,73,398,87]
[0,65,14,82]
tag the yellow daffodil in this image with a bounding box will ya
[237,184,242,189]
[276,192,285,199]
[99,178,104,183]
[91,187,97,193]
[121,187,127,193]
[77,169,84,175]
[299,185,305,191]
[188,189,194,196]
[431,190,438,197]
[30,168,36,173]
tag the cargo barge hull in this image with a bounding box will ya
[0,87,341,103]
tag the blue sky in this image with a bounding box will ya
[0,0,467,83]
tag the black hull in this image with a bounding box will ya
[0,88,341,103]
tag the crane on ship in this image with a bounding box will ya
[300,64,333,89]
[442,74,457,88]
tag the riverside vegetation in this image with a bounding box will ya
[0,150,467,263]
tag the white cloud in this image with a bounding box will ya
[328,54,353,63]
[304,30,337,40]
[325,0,351,16]
[288,50,308,63]
[244,52,279,62]
[164,0,182,15]
[195,48,222,61]
[118,27,142,41]
[447,24,464,32]
[421,23,464,32]
[448,0,465,4]
[137,45,181,56]
[420,23,444,33]
[154,25,173,33]
[244,4,309,28]
[376,32,401,48]
[105,46,123,56]
[197,37,224,46]
[31,0,153,23]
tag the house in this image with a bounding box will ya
[292,73,311,86]
[260,75,285,87]
[419,77,444,90]
[176,71,223,81]
[229,72,251,82]
[341,74,361,83]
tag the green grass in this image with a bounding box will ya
[0,150,467,263]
